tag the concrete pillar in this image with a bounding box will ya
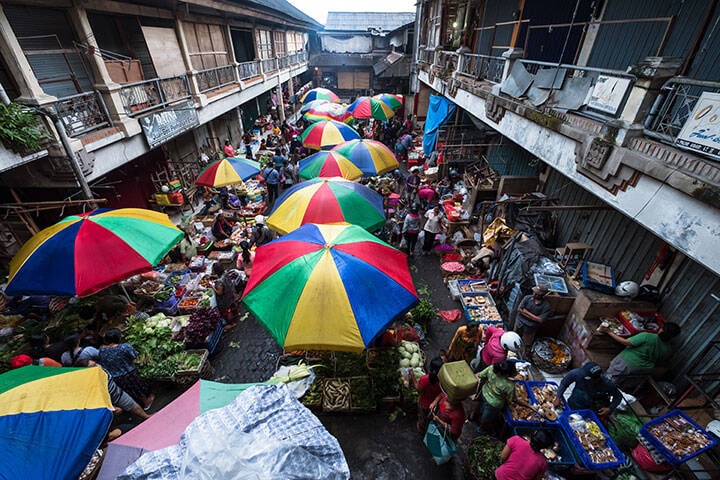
[620,56,683,125]
[276,76,285,123]
[0,5,56,104]
[286,75,295,112]
[501,48,524,83]
[175,19,208,107]
[67,6,140,136]
[224,24,242,85]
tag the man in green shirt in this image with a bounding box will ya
[600,322,680,390]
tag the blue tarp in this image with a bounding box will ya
[423,95,456,156]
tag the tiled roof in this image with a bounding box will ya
[324,11,415,32]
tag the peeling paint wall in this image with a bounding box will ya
[418,70,720,276]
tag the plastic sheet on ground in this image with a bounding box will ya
[118,384,349,480]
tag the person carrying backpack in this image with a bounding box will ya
[248,215,275,248]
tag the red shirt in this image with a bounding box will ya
[482,326,507,366]
[417,375,442,409]
[495,436,547,480]
[438,394,466,441]
[223,144,236,157]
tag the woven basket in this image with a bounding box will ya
[530,338,572,374]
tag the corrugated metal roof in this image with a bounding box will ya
[373,52,405,75]
[324,12,415,32]
[234,0,322,28]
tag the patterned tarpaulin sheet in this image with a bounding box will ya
[118,384,349,479]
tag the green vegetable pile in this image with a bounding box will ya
[368,348,401,400]
[123,313,184,378]
[349,376,375,411]
[153,286,175,302]
[334,352,367,377]
[466,435,504,480]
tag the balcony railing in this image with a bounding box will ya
[261,58,278,74]
[457,53,506,84]
[278,55,290,69]
[53,91,112,137]
[119,75,192,116]
[196,65,237,94]
[238,60,260,80]
[519,59,636,118]
[418,47,433,64]
[435,50,458,72]
[644,78,720,143]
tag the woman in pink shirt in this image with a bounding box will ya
[480,328,522,367]
[495,430,553,480]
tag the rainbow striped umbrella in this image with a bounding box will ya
[300,99,329,113]
[299,120,360,150]
[303,103,351,123]
[331,139,399,176]
[373,93,403,110]
[242,224,418,352]
[300,88,340,104]
[346,96,395,121]
[5,208,183,297]
[267,177,385,235]
[298,151,364,181]
[0,366,113,479]
[195,156,261,187]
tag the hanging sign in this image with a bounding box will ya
[675,91,720,160]
[139,101,199,148]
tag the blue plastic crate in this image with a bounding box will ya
[513,425,577,466]
[581,261,616,294]
[456,279,488,293]
[207,321,224,356]
[525,381,569,420]
[559,410,625,470]
[154,295,180,315]
[639,409,718,466]
[505,381,566,426]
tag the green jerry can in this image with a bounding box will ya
[438,360,477,401]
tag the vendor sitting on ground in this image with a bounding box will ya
[513,285,552,357]
[97,328,154,410]
[599,321,681,391]
[554,362,621,420]
[211,211,235,240]
[60,333,99,367]
[77,358,151,421]
[212,262,243,330]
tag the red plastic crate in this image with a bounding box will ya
[617,310,666,335]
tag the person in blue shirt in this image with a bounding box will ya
[554,362,622,419]
[262,164,281,205]
[272,148,286,169]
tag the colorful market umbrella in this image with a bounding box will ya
[5,208,183,297]
[303,103,351,123]
[0,366,114,480]
[267,178,385,235]
[299,120,361,150]
[242,224,418,352]
[300,87,340,104]
[300,98,330,113]
[298,151,364,181]
[195,156,261,187]
[373,93,403,110]
[331,139,399,176]
[346,96,395,121]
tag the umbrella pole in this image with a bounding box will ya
[119,282,132,302]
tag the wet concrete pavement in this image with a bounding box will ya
[208,249,472,479]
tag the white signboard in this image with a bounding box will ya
[587,75,632,115]
[675,91,720,160]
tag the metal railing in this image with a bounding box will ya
[298,51,307,62]
[278,55,290,69]
[196,65,237,94]
[53,91,112,137]
[261,57,278,74]
[519,59,636,117]
[237,60,260,80]
[418,47,433,64]
[457,53,506,84]
[119,75,191,116]
[644,77,720,142]
[435,50,458,73]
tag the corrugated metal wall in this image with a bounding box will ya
[487,141,540,177]
[587,0,710,71]
[543,170,664,281]
[544,169,720,384]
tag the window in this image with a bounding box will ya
[255,29,273,59]
[182,22,229,70]
[273,31,286,57]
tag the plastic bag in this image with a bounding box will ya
[424,421,457,465]
[607,412,642,451]
[417,230,425,243]
[531,256,564,276]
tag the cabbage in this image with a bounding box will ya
[400,358,411,368]
[410,353,420,368]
